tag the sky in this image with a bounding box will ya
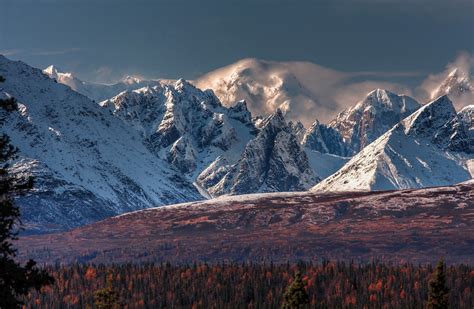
[0,0,473,85]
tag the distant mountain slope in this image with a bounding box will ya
[43,65,166,102]
[329,89,420,154]
[313,96,473,191]
[1,56,201,234]
[195,58,351,125]
[430,68,473,109]
[17,182,474,264]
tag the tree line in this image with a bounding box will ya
[18,260,471,308]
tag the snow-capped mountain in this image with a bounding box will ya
[312,95,474,192]
[199,109,318,196]
[431,68,473,107]
[1,56,201,233]
[195,58,353,125]
[329,89,420,154]
[100,80,257,177]
[102,83,335,197]
[43,65,165,102]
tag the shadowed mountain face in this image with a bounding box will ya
[17,182,474,264]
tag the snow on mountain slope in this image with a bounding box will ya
[1,56,201,233]
[202,109,319,196]
[101,82,325,197]
[100,80,257,180]
[329,89,420,154]
[305,150,349,180]
[313,95,473,192]
[43,65,165,102]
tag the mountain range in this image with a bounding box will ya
[0,55,473,234]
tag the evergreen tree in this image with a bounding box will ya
[282,272,310,309]
[0,76,54,308]
[0,97,18,112]
[427,258,449,309]
[94,276,120,309]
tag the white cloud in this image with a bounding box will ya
[195,58,419,126]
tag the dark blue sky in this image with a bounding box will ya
[1,0,473,83]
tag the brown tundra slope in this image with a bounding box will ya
[17,182,474,264]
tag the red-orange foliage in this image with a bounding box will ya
[84,267,97,281]
[22,261,473,308]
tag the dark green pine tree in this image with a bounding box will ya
[0,75,54,308]
[94,276,120,309]
[282,272,310,309]
[427,258,449,309]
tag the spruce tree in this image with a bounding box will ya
[0,75,54,308]
[282,272,310,309]
[427,258,449,309]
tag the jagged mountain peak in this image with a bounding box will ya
[403,95,456,136]
[231,99,248,111]
[313,94,473,192]
[260,108,287,129]
[431,67,473,101]
[201,107,318,196]
[0,55,202,233]
[358,88,419,112]
[175,78,195,90]
[43,64,60,76]
[228,100,253,123]
[102,79,256,176]
[43,64,76,80]
[121,75,143,85]
[329,88,420,154]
